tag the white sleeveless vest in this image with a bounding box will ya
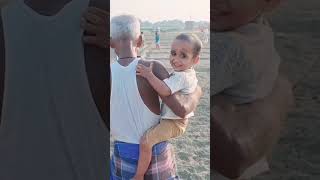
[110,58,160,144]
[0,1,107,179]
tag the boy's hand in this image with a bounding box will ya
[136,63,154,79]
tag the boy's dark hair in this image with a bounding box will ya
[175,33,202,57]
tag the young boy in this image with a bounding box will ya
[212,0,283,179]
[133,33,202,180]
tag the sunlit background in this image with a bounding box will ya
[110,0,210,22]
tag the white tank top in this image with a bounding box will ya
[111,58,160,144]
[0,1,107,179]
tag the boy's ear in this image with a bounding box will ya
[110,37,115,48]
[194,55,200,64]
[136,35,143,48]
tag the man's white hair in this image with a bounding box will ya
[111,14,141,41]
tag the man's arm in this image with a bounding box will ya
[161,86,202,118]
[82,1,108,129]
[0,13,4,124]
[82,4,108,49]
[212,75,294,178]
[136,62,171,97]
[151,61,202,118]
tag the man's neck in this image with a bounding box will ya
[116,43,138,58]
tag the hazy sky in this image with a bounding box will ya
[110,0,210,22]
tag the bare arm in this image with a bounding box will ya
[150,61,202,118]
[0,13,4,124]
[136,63,171,97]
[161,86,202,118]
[212,75,294,178]
[82,1,108,129]
[82,7,108,49]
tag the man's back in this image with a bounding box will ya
[110,57,180,179]
[110,58,160,143]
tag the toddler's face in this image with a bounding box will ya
[170,39,199,71]
[212,0,267,31]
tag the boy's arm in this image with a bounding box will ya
[136,63,171,97]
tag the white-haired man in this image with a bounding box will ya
[110,15,202,179]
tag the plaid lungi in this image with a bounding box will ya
[110,141,179,180]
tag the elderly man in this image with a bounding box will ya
[0,0,108,179]
[110,15,202,179]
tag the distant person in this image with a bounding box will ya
[212,0,292,179]
[133,33,202,180]
[155,29,160,49]
[138,31,144,58]
[141,31,144,47]
[203,28,209,44]
[200,27,208,44]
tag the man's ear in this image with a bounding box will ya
[136,35,143,48]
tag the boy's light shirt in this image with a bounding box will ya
[211,18,280,104]
[161,68,198,119]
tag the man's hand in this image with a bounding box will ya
[136,63,154,79]
[81,7,108,48]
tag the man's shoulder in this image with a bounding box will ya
[138,59,165,68]
[139,58,169,80]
